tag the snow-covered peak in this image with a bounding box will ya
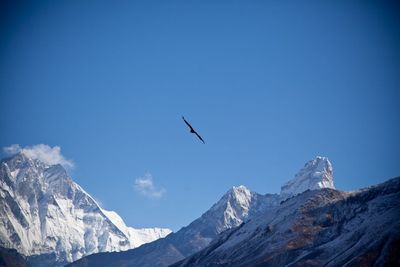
[4,152,41,174]
[212,185,252,213]
[9,151,49,169]
[203,185,269,232]
[224,185,253,221]
[227,185,252,206]
[280,156,334,200]
[0,153,171,266]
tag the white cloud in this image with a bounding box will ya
[3,144,74,169]
[134,173,165,199]
[3,144,22,155]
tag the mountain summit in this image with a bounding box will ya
[0,153,171,267]
[280,156,334,200]
[207,185,272,232]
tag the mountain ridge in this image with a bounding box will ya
[68,156,337,267]
[67,184,271,267]
[173,176,400,266]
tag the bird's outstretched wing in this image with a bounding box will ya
[182,116,194,131]
[194,132,205,144]
[182,116,205,144]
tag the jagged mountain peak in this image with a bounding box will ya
[200,185,275,234]
[211,185,253,215]
[230,185,249,191]
[225,185,252,204]
[280,156,334,200]
[0,153,171,267]
[5,151,46,169]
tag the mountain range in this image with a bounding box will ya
[1,153,398,267]
[0,153,171,267]
[174,177,400,266]
[70,157,400,267]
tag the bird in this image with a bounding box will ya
[182,116,205,144]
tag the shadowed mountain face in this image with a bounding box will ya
[0,247,29,267]
[174,177,400,267]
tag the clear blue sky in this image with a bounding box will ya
[1,0,399,231]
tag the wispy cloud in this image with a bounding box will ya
[3,144,74,169]
[134,173,166,199]
[3,144,21,155]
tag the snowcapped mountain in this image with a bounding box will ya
[0,153,171,267]
[198,185,279,235]
[174,177,400,266]
[68,156,334,267]
[280,156,334,200]
[68,184,274,267]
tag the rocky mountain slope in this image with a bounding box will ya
[174,177,400,266]
[69,156,335,267]
[0,153,171,267]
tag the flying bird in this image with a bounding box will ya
[182,116,205,144]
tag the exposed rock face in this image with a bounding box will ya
[0,153,171,267]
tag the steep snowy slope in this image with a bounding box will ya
[0,153,171,267]
[174,177,400,267]
[69,156,335,267]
